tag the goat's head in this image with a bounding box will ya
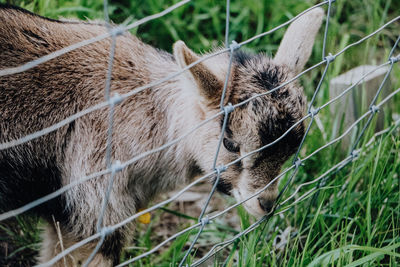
[173,8,324,217]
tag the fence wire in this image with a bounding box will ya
[0,0,399,266]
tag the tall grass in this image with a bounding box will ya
[1,0,399,266]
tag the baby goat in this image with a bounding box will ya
[0,4,323,266]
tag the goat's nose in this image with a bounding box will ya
[258,197,275,213]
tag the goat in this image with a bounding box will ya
[0,3,323,266]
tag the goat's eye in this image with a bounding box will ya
[223,138,240,153]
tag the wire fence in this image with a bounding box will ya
[0,0,399,266]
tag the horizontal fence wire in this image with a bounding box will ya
[0,0,399,266]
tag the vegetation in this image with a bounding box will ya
[1,0,399,266]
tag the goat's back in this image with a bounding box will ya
[0,4,155,214]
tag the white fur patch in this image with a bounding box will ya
[232,171,265,218]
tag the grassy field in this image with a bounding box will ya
[1,0,400,266]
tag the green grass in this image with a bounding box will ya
[1,0,400,266]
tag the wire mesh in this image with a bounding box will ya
[0,0,399,266]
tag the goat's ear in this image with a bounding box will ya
[274,7,324,75]
[173,41,223,102]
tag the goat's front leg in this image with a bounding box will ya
[38,222,126,266]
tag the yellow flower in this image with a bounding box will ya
[138,208,151,224]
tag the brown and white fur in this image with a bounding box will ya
[0,4,324,266]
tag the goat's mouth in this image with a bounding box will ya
[232,187,269,218]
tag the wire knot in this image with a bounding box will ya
[111,160,123,173]
[350,150,360,159]
[109,92,124,106]
[309,106,320,118]
[110,25,125,36]
[389,56,400,64]
[294,158,303,168]
[200,216,210,226]
[215,165,227,175]
[223,103,235,115]
[324,53,336,63]
[370,105,379,114]
[229,40,241,53]
[351,150,359,159]
[100,226,113,237]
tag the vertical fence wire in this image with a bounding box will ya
[82,0,118,264]
[179,1,236,263]
[351,35,400,151]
